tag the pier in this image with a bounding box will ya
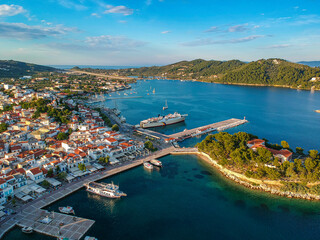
[136,118,248,141]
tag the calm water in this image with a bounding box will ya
[5,81,320,239]
[6,155,320,240]
[105,79,320,150]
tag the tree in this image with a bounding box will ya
[305,157,318,173]
[296,147,304,155]
[47,168,54,177]
[0,122,8,133]
[112,124,119,131]
[144,141,157,152]
[58,172,67,180]
[56,165,61,173]
[57,132,68,140]
[98,156,110,164]
[78,163,86,171]
[11,198,16,206]
[281,141,290,149]
[309,150,319,159]
[42,180,51,189]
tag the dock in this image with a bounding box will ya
[136,118,248,141]
[168,118,247,140]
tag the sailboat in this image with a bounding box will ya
[163,100,168,110]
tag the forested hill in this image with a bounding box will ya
[0,60,58,78]
[101,58,320,89]
[219,59,320,88]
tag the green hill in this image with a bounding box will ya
[219,59,320,88]
[0,60,58,78]
[104,58,320,89]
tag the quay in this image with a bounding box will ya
[0,146,176,240]
[136,118,248,141]
[168,118,248,140]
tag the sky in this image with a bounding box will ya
[0,0,320,66]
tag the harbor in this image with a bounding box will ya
[0,146,176,239]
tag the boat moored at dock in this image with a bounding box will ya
[150,159,162,167]
[143,162,154,170]
[59,206,75,215]
[21,226,33,234]
[140,112,187,128]
[84,181,127,198]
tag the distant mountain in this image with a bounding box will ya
[103,58,320,89]
[298,61,320,67]
[0,60,58,78]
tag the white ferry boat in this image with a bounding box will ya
[191,127,216,137]
[143,162,153,170]
[150,160,162,167]
[59,206,75,215]
[140,112,187,128]
[84,182,126,199]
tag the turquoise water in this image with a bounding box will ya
[6,154,320,240]
[5,81,320,239]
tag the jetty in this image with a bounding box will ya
[136,118,248,141]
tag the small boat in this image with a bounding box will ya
[153,88,156,94]
[21,226,33,234]
[84,237,98,240]
[143,162,153,170]
[315,110,320,113]
[163,100,168,110]
[150,159,162,167]
[59,206,75,215]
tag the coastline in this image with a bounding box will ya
[172,150,320,201]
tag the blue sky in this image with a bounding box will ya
[0,0,320,65]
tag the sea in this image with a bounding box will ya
[5,80,320,240]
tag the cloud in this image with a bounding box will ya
[57,0,87,10]
[0,4,26,17]
[0,22,77,40]
[91,13,100,18]
[228,24,249,32]
[262,44,291,49]
[182,35,266,47]
[204,26,219,33]
[104,5,133,16]
[161,30,170,34]
[293,15,320,25]
[85,35,146,49]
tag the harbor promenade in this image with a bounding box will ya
[0,146,176,239]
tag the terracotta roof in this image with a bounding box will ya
[28,167,42,175]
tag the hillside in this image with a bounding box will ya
[91,58,320,89]
[0,60,58,78]
[219,59,320,88]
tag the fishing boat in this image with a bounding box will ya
[21,226,33,234]
[84,181,126,198]
[163,100,168,110]
[59,206,75,215]
[150,160,162,167]
[143,162,153,170]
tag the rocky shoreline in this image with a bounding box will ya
[196,152,320,201]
